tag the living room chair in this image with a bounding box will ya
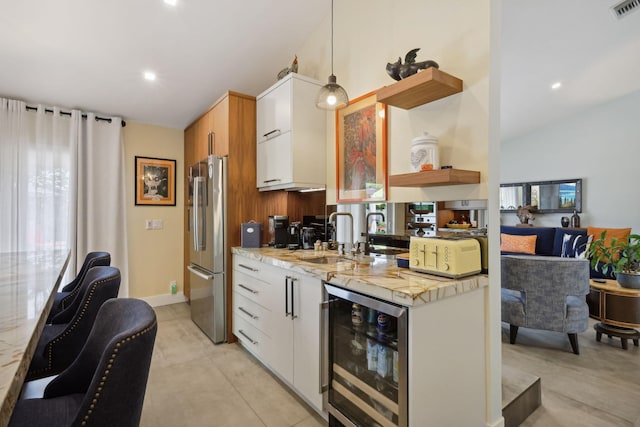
[501,255,590,354]
[26,266,121,381]
[10,298,157,427]
[47,251,111,322]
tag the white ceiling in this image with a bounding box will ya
[1,1,639,136]
[0,0,328,129]
[501,0,640,141]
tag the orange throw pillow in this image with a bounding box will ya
[501,233,537,255]
[587,226,631,261]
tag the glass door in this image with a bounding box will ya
[324,283,408,427]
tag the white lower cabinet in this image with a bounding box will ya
[232,254,323,413]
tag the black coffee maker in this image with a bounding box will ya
[287,222,302,249]
[269,215,289,248]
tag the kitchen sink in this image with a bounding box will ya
[299,255,375,265]
[299,255,353,264]
[368,248,409,256]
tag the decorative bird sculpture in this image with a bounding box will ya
[277,55,298,80]
[386,48,439,81]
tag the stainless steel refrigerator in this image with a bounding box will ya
[188,155,227,343]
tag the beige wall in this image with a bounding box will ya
[123,122,184,300]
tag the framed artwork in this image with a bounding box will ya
[336,90,387,203]
[135,156,176,206]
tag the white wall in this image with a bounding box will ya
[501,89,640,233]
[295,0,491,204]
[294,1,502,425]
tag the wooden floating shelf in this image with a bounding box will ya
[389,169,480,187]
[376,68,463,109]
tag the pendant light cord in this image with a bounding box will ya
[331,0,334,76]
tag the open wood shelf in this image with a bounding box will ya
[376,68,463,109]
[389,169,480,187]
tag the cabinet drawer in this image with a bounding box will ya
[233,269,271,306]
[233,291,275,336]
[234,315,268,359]
[233,256,281,283]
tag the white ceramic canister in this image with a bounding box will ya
[410,132,439,172]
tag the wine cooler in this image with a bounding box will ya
[322,283,408,427]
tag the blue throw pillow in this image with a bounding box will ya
[561,233,592,258]
[552,228,586,256]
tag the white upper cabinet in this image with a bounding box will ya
[256,73,326,191]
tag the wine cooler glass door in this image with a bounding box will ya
[323,283,407,427]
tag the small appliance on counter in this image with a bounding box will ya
[408,236,481,278]
[287,221,302,249]
[241,221,262,248]
[268,215,289,248]
[300,227,317,249]
[302,215,333,243]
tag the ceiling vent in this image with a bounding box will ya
[611,0,640,19]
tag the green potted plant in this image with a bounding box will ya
[587,231,640,288]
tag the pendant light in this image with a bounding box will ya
[316,0,349,110]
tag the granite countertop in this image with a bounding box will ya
[231,247,488,307]
[0,250,70,425]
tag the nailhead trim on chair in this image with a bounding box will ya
[60,255,110,309]
[29,273,121,377]
[79,319,158,426]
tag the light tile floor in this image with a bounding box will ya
[141,303,325,427]
[143,303,640,427]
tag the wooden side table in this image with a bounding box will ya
[587,279,640,350]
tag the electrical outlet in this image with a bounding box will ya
[145,219,153,230]
[152,219,163,230]
[169,280,177,294]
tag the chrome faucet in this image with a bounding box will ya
[328,212,354,254]
[365,212,385,255]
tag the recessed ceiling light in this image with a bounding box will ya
[164,0,177,6]
[144,71,157,81]
[551,81,562,90]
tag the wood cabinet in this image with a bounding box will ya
[256,73,326,191]
[232,254,323,412]
[183,92,258,342]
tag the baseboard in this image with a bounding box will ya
[140,291,187,307]
[487,418,506,427]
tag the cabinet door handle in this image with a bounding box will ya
[263,129,281,139]
[285,276,291,317]
[290,277,298,319]
[263,178,281,184]
[238,263,258,272]
[238,283,258,294]
[238,329,258,345]
[238,306,258,320]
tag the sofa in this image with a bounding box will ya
[500,225,633,279]
[500,225,632,353]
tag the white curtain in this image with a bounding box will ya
[0,98,128,296]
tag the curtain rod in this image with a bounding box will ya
[25,105,126,127]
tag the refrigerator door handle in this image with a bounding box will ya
[193,176,199,251]
[187,265,213,281]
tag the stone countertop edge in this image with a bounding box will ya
[231,247,488,307]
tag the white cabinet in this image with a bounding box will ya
[256,73,326,191]
[232,254,323,412]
